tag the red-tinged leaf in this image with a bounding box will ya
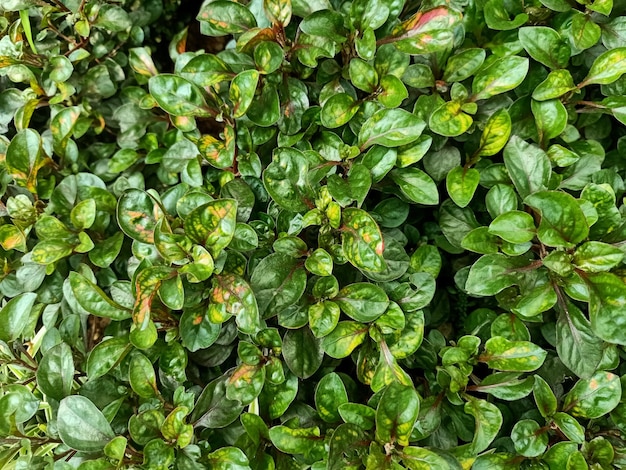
[208,273,262,334]
[379,7,462,54]
[133,267,176,329]
[198,126,236,169]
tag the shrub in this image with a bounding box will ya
[2,0,626,467]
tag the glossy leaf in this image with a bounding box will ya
[581,47,626,86]
[472,56,529,101]
[184,199,238,256]
[563,371,621,419]
[149,74,210,116]
[57,396,115,452]
[341,208,386,272]
[358,108,426,150]
[335,282,389,323]
[0,293,37,342]
[375,382,420,446]
[481,336,547,372]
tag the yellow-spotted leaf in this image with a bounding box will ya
[208,273,261,334]
[184,198,237,256]
[341,207,386,272]
[480,336,547,372]
[375,382,419,446]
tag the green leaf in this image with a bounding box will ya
[481,336,547,372]
[349,58,378,93]
[315,372,348,422]
[300,9,346,41]
[282,327,323,379]
[390,168,439,205]
[556,302,603,379]
[36,342,74,401]
[358,108,426,150]
[306,248,333,277]
[465,253,528,296]
[446,167,480,208]
[226,363,265,404]
[86,336,131,380]
[89,232,124,268]
[472,373,534,401]
[261,372,298,419]
[247,83,280,126]
[341,208,386,272]
[69,272,131,320]
[229,69,259,118]
[6,129,48,192]
[461,227,499,254]
[552,412,585,444]
[443,48,486,83]
[208,274,261,334]
[335,282,389,323]
[375,382,419,446]
[338,403,376,429]
[472,56,529,101]
[533,375,557,418]
[484,0,528,30]
[0,293,37,342]
[149,74,210,116]
[532,69,577,101]
[196,0,257,35]
[192,377,244,429]
[250,253,307,318]
[129,353,158,398]
[309,300,341,338]
[429,101,473,137]
[264,0,292,25]
[532,98,567,143]
[524,191,589,248]
[57,396,115,452]
[31,239,74,264]
[184,199,237,256]
[581,47,626,86]
[378,74,408,108]
[519,26,570,69]
[269,425,323,455]
[402,64,435,88]
[464,397,503,454]
[488,211,535,243]
[322,321,369,358]
[563,371,621,419]
[587,272,626,345]
[254,41,283,74]
[570,11,601,51]
[476,109,511,157]
[503,136,551,199]
[263,147,312,212]
[402,446,450,469]
[321,93,360,128]
[511,419,548,457]
[207,446,251,469]
[573,241,624,272]
[116,189,162,244]
[180,53,231,87]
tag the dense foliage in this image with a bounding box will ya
[3,0,626,467]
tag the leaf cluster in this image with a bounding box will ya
[3,0,626,468]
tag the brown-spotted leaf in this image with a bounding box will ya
[341,208,386,272]
[208,273,262,334]
[184,198,238,256]
[117,189,164,244]
[381,6,462,55]
[133,266,176,329]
